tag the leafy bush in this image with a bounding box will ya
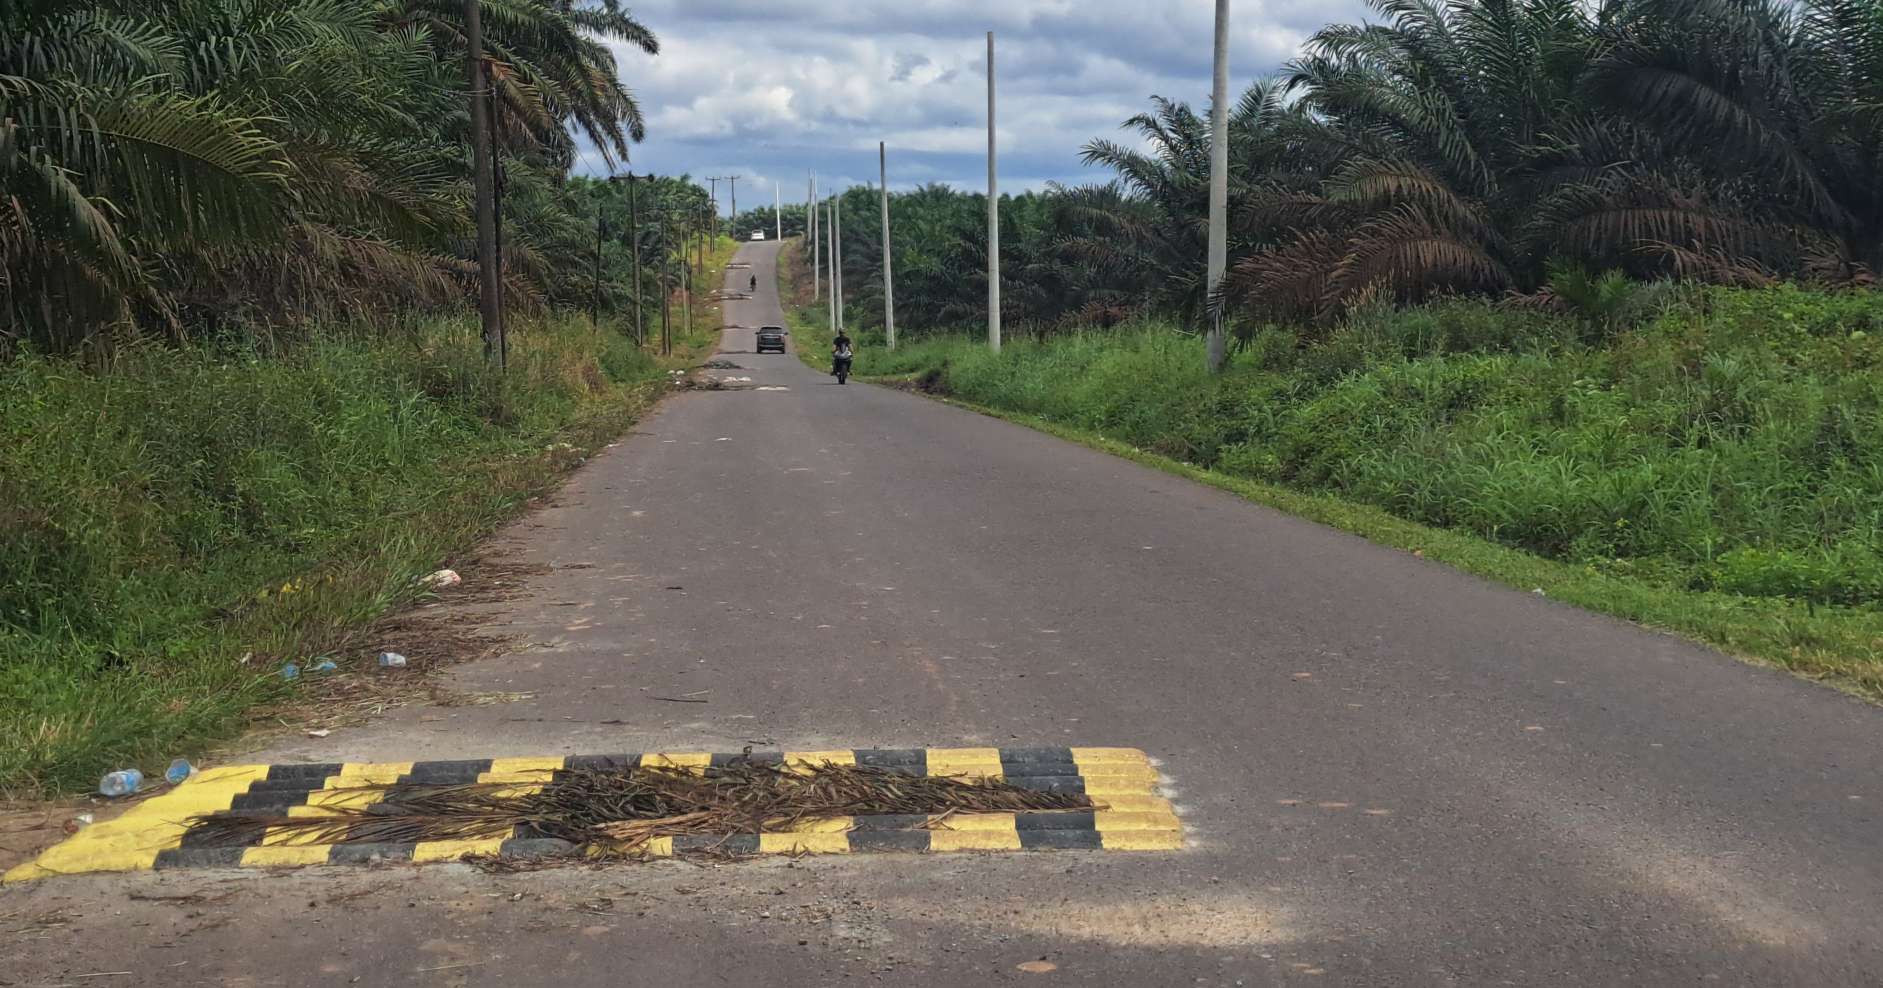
[873,285,1883,610]
[0,317,658,793]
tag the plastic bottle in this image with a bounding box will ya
[308,659,339,674]
[165,758,194,785]
[99,769,143,797]
[280,663,301,680]
[377,652,407,668]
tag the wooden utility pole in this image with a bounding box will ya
[880,142,895,349]
[986,30,1001,353]
[775,183,782,242]
[1206,0,1231,373]
[728,176,738,234]
[466,0,503,367]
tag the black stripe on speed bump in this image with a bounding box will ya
[227,790,324,812]
[1014,811,1097,831]
[1000,775,1087,795]
[155,847,246,869]
[265,763,344,781]
[498,837,577,858]
[672,834,761,854]
[709,751,783,767]
[997,746,1075,766]
[847,814,929,831]
[847,830,931,852]
[243,778,336,792]
[853,749,926,773]
[1018,829,1103,850]
[326,843,415,864]
[402,759,493,783]
[563,753,640,772]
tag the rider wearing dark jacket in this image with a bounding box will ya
[832,331,853,374]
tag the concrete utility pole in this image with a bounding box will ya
[826,199,836,338]
[466,0,503,368]
[627,174,643,346]
[706,176,719,239]
[658,210,672,356]
[1206,0,1231,373]
[728,176,738,235]
[986,30,1001,353]
[775,183,782,242]
[880,142,895,350]
[833,191,843,333]
[591,206,606,328]
[810,173,819,301]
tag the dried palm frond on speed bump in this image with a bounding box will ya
[182,762,1095,855]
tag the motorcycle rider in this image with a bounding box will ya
[749,274,757,292]
[832,329,854,375]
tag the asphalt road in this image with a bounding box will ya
[9,241,1881,987]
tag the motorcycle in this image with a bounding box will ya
[832,349,853,384]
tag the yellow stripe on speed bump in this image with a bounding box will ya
[4,746,1181,882]
[413,838,508,863]
[2,766,267,883]
[783,750,857,772]
[759,832,851,854]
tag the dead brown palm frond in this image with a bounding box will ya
[1796,231,1877,286]
[1645,240,1782,286]
[182,762,1095,856]
[1226,229,1347,326]
[1326,156,1490,239]
[1238,186,1348,239]
[1328,204,1512,306]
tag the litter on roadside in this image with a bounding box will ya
[421,569,462,590]
[377,651,408,668]
[165,759,194,785]
[99,769,143,797]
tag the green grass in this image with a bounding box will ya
[1,265,733,796]
[786,263,1883,696]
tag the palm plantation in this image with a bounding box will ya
[1,0,658,348]
[753,0,1883,338]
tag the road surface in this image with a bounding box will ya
[9,241,1881,986]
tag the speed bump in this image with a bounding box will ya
[6,747,1179,882]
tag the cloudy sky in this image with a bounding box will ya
[585,0,1364,212]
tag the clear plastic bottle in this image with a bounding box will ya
[99,769,143,797]
[165,758,194,785]
[377,652,407,668]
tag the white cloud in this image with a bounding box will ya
[595,0,1367,207]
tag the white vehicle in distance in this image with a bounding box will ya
[750,230,765,241]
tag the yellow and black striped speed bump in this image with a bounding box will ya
[5,747,1179,882]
